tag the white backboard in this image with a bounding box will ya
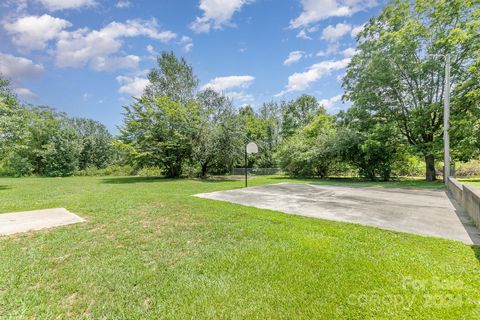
[246,142,258,154]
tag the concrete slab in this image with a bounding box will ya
[195,183,480,244]
[0,208,85,236]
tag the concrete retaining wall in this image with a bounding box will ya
[447,177,480,229]
[447,177,464,204]
[463,185,480,228]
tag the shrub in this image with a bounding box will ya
[333,126,405,181]
[75,165,135,176]
[392,156,425,177]
[456,160,480,177]
[137,167,163,177]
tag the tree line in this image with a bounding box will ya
[1,0,478,181]
[0,79,114,177]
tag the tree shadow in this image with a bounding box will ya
[100,176,171,184]
[193,176,242,183]
[0,185,11,190]
[269,176,444,189]
[270,176,372,183]
[101,176,241,184]
[459,178,480,183]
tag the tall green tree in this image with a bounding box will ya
[0,78,28,158]
[277,113,336,178]
[332,125,405,181]
[193,89,243,176]
[42,123,82,177]
[257,101,282,167]
[343,0,480,180]
[281,95,324,138]
[70,118,113,170]
[144,51,198,104]
[5,106,82,176]
[120,51,203,177]
[237,102,283,168]
[238,105,267,168]
[120,96,199,177]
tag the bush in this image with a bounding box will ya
[137,166,163,177]
[333,126,405,181]
[392,156,425,177]
[1,151,35,177]
[74,165,165,177]
[75,165,135,176]
[42,125,82,177]
[456,160,480,177]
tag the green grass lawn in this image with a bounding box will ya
[0,176,478,319]
[459,177,480,189]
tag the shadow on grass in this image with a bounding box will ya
[193,176,242,183]
[100,176,236,184]
[459,178,480,183]
[0,185,10,190]
[100,176,170,184]
[269,176,444,189]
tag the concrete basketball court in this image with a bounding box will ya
[195,183,480,244]
[0,208,85,236]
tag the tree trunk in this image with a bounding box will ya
[425,155,436,181]
[201,163,208,178]
[36,156,42,175]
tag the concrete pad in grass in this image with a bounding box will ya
[0,208,85,236]
[195,183,480,244]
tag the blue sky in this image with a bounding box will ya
[0,0,384,133]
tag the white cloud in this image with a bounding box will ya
[38,0,96,11]
[146,44,156,55]
[276,58,350,96]
[351,24,365,38]
[321,23,352,42]
[283,51,304,66]
[4,16,177,71]
[296,25,320,39]
[296,29,311,40]
[0,53,44,79]
[90,55,140,71]
[0,53,43,100]
[316,43,339,57]
[116,75,149,97]
[342,47,357,58]
[202,75,255,104]
[225,91,254,103]
[55,19,176,68]
[3,14,71,51]
[14,87,37,99]
[319,94,342,108]
[179,36,193,52]
[290,0,377,29]
[201,75,254,91]
[115,0,131,8]
[190,0,253,33]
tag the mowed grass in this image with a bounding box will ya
[0,176,478,319]
[459,177,480,189]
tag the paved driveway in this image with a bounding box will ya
[195,183,480,244]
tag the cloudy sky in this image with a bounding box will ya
[0,0,384,132]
